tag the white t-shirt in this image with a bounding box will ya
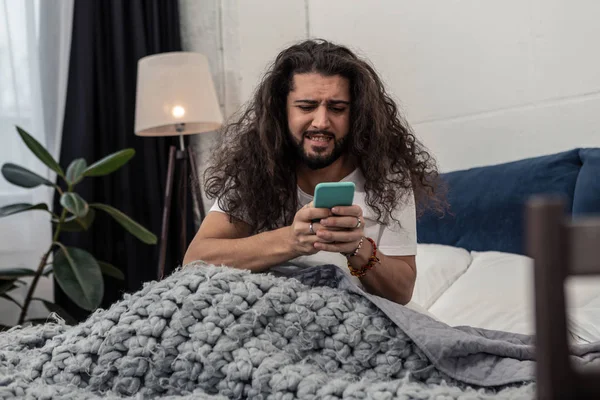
[208,168,417,286]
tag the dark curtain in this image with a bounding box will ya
[55,0,194,319]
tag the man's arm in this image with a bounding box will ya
[183,206,331,271]
[183,212,292,272]
[354,252,416,305]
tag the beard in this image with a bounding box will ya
[290,130,349,170]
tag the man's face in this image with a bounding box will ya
[286,73,351,170]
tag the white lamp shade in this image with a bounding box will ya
[134,52,223,136]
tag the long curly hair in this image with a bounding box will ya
[204,39,446,233]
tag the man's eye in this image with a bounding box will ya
[330,107,346,113]
[298,106,315,111]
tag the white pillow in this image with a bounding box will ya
[412,244,472,309]
[429,251,535,334]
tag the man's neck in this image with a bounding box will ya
[296,156,356,196]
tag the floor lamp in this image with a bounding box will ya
[134,52,223,280]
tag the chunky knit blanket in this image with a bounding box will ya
[1,262,595,399]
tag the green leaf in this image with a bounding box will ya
[52,208,95,232]
[60,192,89,218]
[0,280,18,295]
[1,163,54,188]
[98,261,125,280]
[33,298,77,325]
[65,158,87,185]
[91,203,157,244]
[0,267,36,279]
[16,126,64,177]
[0,203,48,218]
[84,149,135,177]
[53,246,103,311]
[1,293,22,308]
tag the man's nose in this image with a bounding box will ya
[311,106,331,130]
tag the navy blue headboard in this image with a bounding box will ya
[417,148,600,255]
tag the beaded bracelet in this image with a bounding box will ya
[347,237,380,278]
[342,236,364,258]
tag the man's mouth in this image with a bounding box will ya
[305,132,334,142]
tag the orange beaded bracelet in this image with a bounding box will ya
[347,237,380,277]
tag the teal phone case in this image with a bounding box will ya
[313,182,355,209]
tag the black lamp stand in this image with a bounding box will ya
[157,125,205,280]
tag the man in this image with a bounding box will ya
[183,39,444,305]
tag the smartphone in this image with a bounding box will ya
[313,182,355,209]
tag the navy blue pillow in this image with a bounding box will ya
[417,149,584,255]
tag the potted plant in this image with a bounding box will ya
[0,126,157,328]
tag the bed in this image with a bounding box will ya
[1,148,599,399]
[414,147,600,399]
[413,147,600,345]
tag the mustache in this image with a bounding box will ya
[303,130,334,138]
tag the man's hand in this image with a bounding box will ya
[313,205,365,255]
[287,202,332,257]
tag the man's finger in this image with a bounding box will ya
[316,229,362,243]
[299,206,332,221]
[294,221,321,236]
[304,234,337,246]
[320,216,362,229]
[302,201,314,209]
[331,205,363,217]
[301,222,324,235]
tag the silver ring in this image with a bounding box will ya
[309,222,315,234]
[355,217,362,229]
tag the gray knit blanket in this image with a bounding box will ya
[0,263,597,399]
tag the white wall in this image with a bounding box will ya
[180,0,600,212]
[306,0,600,171]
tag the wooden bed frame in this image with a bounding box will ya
[526,196,600,399]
